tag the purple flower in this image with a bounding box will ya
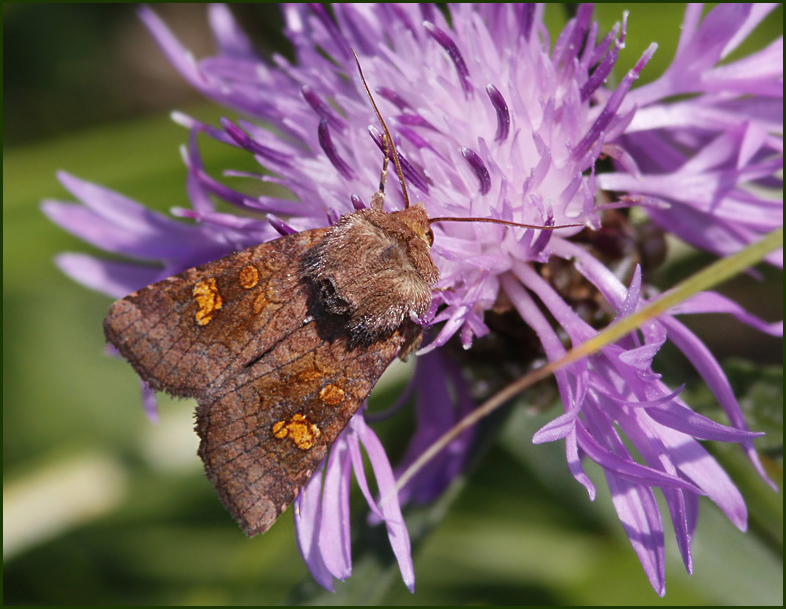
[43,4,782,596]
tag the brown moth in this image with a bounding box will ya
[104,64,440,537]
[104,199,435,536]
[104,55,571,536]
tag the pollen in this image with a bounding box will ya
[319,384,345,406]
[239,265,260,289]
[193,278,223,326]
[272,413,321,450]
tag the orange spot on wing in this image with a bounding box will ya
[239,265,260,289]
[319,384,345,406]
[252,292,268,314]
[193,278,223,326]
[272,413,321,450]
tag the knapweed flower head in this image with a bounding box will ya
[43,4,782,596]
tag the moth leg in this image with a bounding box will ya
[397,323,423,361]
[370,134,389,211]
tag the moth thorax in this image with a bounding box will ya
[303,207,439,342]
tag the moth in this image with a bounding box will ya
[104,55,573,536]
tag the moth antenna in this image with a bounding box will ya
[352,50,582,232]
[352,49,411,209]
[429,216,585,231]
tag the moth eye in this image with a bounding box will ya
[424,227,434,246]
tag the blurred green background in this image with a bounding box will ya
[4,4,782,605]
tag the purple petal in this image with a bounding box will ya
[660,317,777,490]
[533,409,578,443]
[208,4,257,59]
[352,416,415,592]
[318,118,355,181]
[221,118,294,165]
[54,253,160,299]
[607,474,666,596]
[566,426,596,500]
[265,214,297,236]
[181,142,261,211]
[573,43,657,163]
[656,426,749,530]
[423,21,473,96]
[646,399,763,443]
[460,148,491,195]
[302,85,347,132]
[485,84,510,141]
[669,291,783,336]
[319,434,353,580]
[576,426,703,493]
[294,465,335,591]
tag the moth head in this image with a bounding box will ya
[395,203,434,247]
